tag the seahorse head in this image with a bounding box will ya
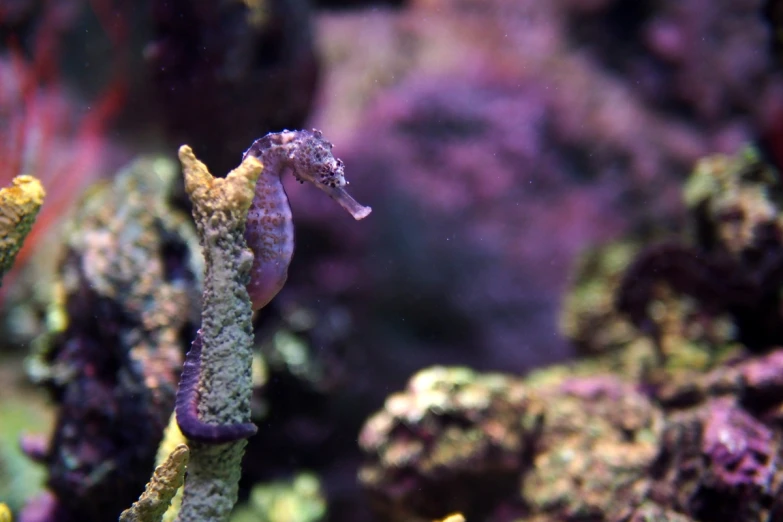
[288,129,347,188]
[289,129,371,220]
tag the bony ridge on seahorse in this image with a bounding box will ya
[175,129,371,443]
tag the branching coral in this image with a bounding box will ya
[120,413,189,522]
[176,130,370,444]
[173,146,261,521]
[0,175,45,283]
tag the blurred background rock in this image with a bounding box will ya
[2,0,783,521]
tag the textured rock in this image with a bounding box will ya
[20,157,201,522]
[359,366,542,521]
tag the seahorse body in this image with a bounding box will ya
[242,129,371,309]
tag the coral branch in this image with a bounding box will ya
[175,146,261,522]
[0,175,45,283]
[118,445,190,522]
[174,147,261,443]
[155,414,188,522]
[175,331,257,443]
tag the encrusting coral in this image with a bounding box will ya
[0,175,45,283]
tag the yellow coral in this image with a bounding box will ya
[0,502,11,522]
[178,146,261,218]
[436,514,465,522]
[156,413,188,522]
[0,175,45,280]
[118,443,189,522]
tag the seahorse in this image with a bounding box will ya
[176,129,371,443]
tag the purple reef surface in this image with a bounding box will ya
[279,0,783,385]
[356,148,783,522]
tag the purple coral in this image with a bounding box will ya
[702,400,777,494]
[652,398,782,521]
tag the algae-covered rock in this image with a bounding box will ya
[523,376,663,521]
[359,366,543,521]
[683,147,783,257]
[624,502,697,522]
[358,368,666,522]
[619,147,783,352]
[230,473,326,522]
[560,240,641,356]
[652,398,783,522]
[20,157,202,522]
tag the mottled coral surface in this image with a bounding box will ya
[297,0,783,381]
